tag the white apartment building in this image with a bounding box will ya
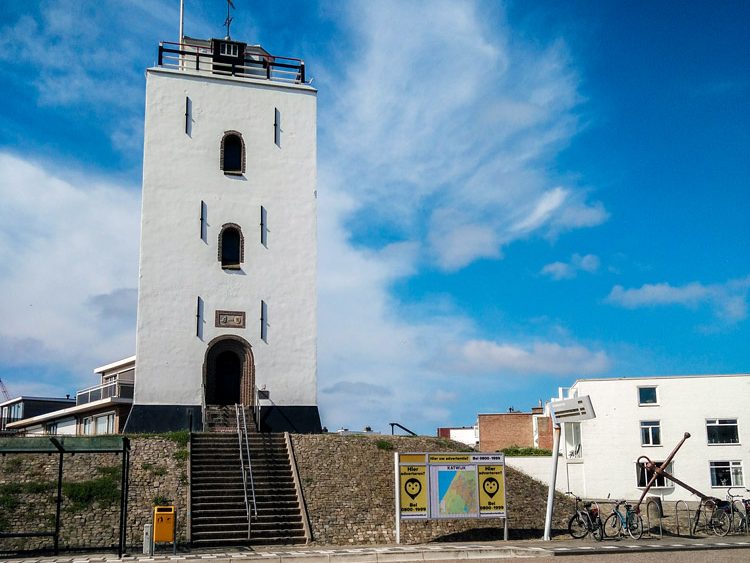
[557,375,749,501]
[508,374,749,502]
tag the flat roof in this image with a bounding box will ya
[0,396,75,408]
[573,373,750,385]
[6,397,131,428]
[94,355,136,374]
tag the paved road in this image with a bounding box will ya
[3,536,749,562]
[556,549,749,562]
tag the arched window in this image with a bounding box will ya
[220,131,245,175]
[219,223,244,269]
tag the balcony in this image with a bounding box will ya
[157,40,306,84]
[76,381,134,406]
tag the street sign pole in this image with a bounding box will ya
[394,452,401,544]
[543,394,596,541]
[543,423,561,541]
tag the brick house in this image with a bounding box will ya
[477,404,553,452]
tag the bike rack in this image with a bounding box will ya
[730,499,750,536]
[643,498,662,539]
[674,500,692,537]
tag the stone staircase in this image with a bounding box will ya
[203,405,258,433]
[190,430,307,547]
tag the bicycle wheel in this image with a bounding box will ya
[626,512,643,539]
[711,509,731,536]
[568,513,588,539]
[592,516,604,541]
[603,512,622,538]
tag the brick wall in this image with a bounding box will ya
[478,414,534,451]
[536,417,553,450]
[291,434,574,545]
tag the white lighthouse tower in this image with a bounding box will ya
[125,35,320,433]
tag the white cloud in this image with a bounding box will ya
[320,0,607,273]
[542,253,600,280]
[315,1,610,431]
[451,340,610,376]
[0,152,140,390]
[541,261,575,280]
[606,277,750,323]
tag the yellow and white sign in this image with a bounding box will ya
[399,463,428,518]
[478,465,506,516]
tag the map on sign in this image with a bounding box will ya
[434,465,478,518]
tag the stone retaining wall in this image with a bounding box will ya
[0,435,189,554]
[290,434,575,544]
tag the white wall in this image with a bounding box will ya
[506,456,573,493]
[449,427,478,447]
[566,375,750,501]
[134,68,317,407]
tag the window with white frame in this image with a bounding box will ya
[636,460,673,487]
[220,43,239,57]
[565,422,582,458]
[638,386,658,405]
[710,461,744,487]
[706,419,739,445]
[95,413,115,435]
[640,420,661,446]
[82,412,115,435]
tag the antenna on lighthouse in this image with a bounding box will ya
[179,0,185,43]
[224,0,235,40]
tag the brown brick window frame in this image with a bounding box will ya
[220,130,246,175]
[219,223,244,269]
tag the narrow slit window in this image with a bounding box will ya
[261,300,268,343]
[196,296,204,338]
[260,206,268,247]
[200,200,207,241]
[185,96,191,135]
[274,108,281,147]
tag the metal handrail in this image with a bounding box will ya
[158,42,307,84]
[390,422,418,436]
[201,383,207,431]
[240,405,257,518]
[76,381,134,405]
[254,385,261,431]
[235,403,252,538]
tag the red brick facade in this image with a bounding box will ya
[478,411,553,451]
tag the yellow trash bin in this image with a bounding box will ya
[153,505,175,543]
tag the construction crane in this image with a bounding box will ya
[0,378,10,401]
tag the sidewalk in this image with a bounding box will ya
[3,535,750,562]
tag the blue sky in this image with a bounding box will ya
[0,1,748,434]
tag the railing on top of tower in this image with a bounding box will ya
[157,40,307,85]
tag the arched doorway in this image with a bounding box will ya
[204,336,254,405]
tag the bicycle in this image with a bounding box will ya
[726,487,750,534]
[602,499,643,539]
[692,496,731,536]
[566,492,604,541]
